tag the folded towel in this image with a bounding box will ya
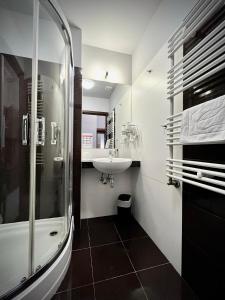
[180,95,225,144]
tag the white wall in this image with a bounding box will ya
[82,45,132,84]
[83,96,110,112]
[132,0,197,81]
[130,43,183,274]
[110,84,131,114]
[109,0,197,275]
[81,169,132,219]
[70,26,82,68]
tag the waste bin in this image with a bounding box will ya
[117,194,132,220]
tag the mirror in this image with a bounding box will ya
[82,111,109,149]
[82,78,131,149]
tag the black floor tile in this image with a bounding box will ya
[88,216,120,247]
[124,237,168,270]
[95,273,147,300]
[56,216,197,300]
[73,219,89,250]
[57,249,93,292]
[53,285,95,300]
[115,217,147,240]
[138,264,197,300]
[91,242,133,282]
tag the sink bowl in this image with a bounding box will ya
[92,158,132,174]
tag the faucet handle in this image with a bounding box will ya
[109,148,119,157]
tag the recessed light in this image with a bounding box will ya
[82,79,95,90]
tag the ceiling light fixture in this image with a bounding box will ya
[105,86,113,91]
[82,79,95,90]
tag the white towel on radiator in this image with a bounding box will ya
[180,95,225,144]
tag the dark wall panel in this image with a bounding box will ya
[73,67,82,231]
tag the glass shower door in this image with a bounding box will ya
[33,2,70,271]
[0,0,33,296]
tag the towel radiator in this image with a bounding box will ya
[166,0,225,194]
[107,110,115,149]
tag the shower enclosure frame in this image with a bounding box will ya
[1,0,74,299]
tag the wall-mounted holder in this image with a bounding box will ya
[167,177,180,188]
[121,122,139,144]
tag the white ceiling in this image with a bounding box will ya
[59,0,162,54]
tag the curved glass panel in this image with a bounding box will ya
[34,2,70,271]
[0,0,33,296]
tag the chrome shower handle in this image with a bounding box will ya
[51,122,57,145]
[22,114,29,145]
[36,117,45,146]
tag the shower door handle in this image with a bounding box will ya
[51,122,57,145]
[36,117,45,146]
[22,114,29,146]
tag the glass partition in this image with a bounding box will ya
[0,0,73,297]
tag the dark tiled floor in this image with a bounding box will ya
[95,273,146,300]
[138,264,198,300]
[92,242,133,281]
[58,249,92,291]
[72,219,89,250]
[53,285,94,300]
[54,215,197,300]
[88,216,120,247]
[115,217,147,240]
[124,236,168,271]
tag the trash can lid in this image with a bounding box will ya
[118,194,131,201]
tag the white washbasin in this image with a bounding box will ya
[92,158,132,174]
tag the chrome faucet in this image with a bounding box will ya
[109,148,119,159]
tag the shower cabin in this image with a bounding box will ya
[0,0,74,299]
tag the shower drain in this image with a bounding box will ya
[50,231,58,236]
